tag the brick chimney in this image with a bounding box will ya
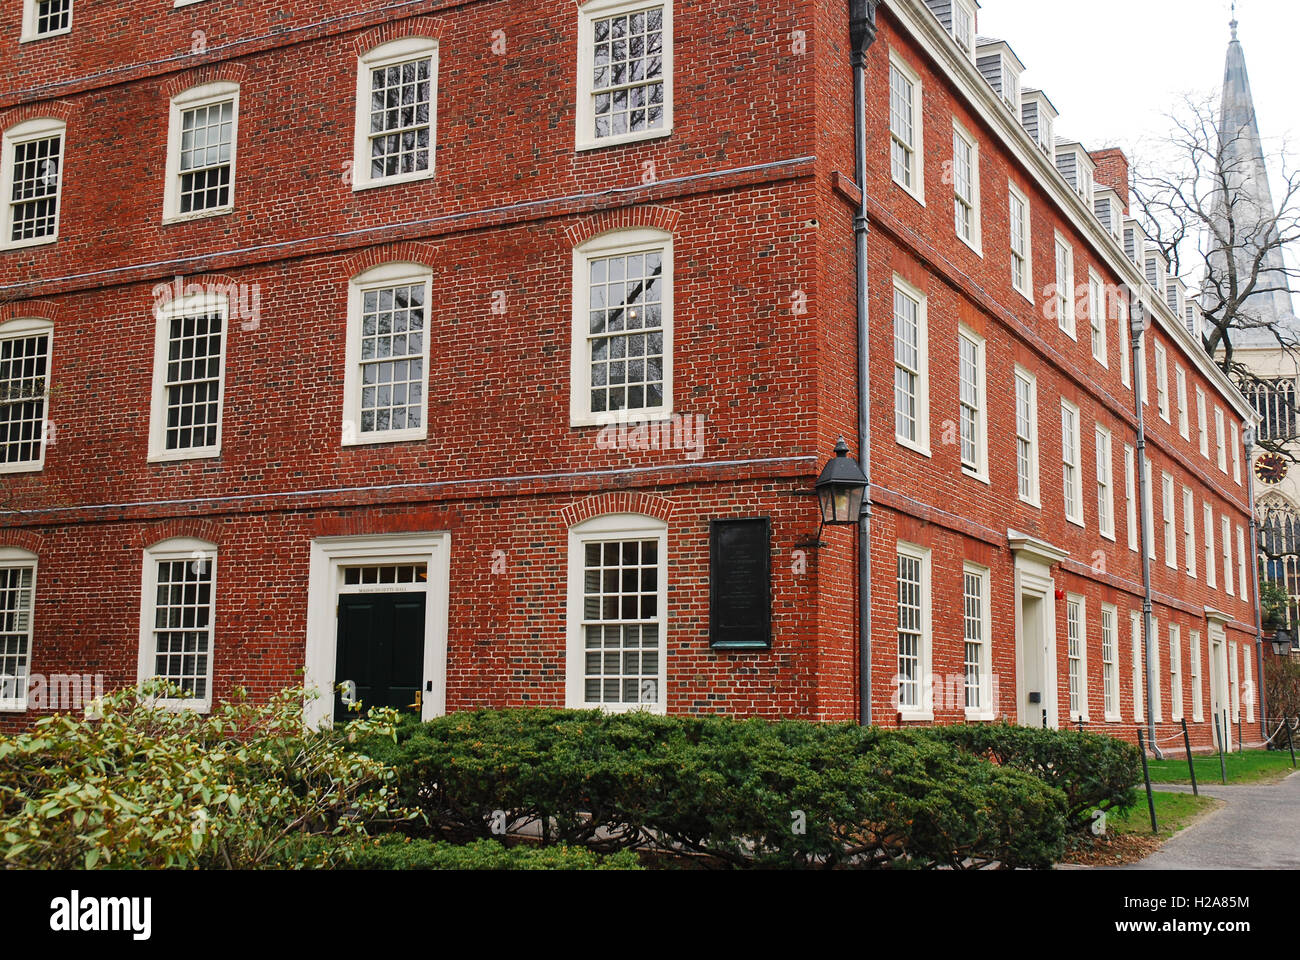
[1089,148,1131,213]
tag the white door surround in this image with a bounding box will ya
[304,532,451,727]
[1009,531,1068,729]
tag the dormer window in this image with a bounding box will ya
[952,0,976,57]
[1094,190,1124,241]
[976,39,1025,114]
[1055,141,1095,206]
[1144,252,1167,294]
[1020,89,1058,157]
[1166,279,1185,319]
[1124,220,1146,267]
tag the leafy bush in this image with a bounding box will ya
[357,710,1069,869]
[900,723,1140,831]
[0,682,413,869]
[335,836,642,870]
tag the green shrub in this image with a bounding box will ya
[901,723,1140,831]
[0,682,414,869]
[337,836,642,870]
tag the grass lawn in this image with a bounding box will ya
[1110,791,1220,842]
[1144,748,1299,785]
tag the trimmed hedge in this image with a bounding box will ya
[353,710,1071,869]
[342,837,642,871]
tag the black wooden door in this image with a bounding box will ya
[334,592,426,721]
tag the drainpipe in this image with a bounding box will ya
[1129,295,1163,758]
[849,0,879,727]
[1244,426,1267,742]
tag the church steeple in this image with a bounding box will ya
[1212,9,1299,347]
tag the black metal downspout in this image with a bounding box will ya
[850,1,879,726]
[1245,431,1267,742]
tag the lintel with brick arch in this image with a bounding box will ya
[342,242,439,277]
[351,16,447,56]
[132,520,224,551]
[560,493,675,529]
[564,205,682,249]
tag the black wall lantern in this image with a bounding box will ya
[1273,630,1292,657]
[815,437,869,528]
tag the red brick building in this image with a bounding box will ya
[0,0,1260,747]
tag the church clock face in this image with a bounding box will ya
[1255,452,1289,485]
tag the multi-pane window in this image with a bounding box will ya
[0,559,35,710]
[1222,515,1234,597]
[893,280,927,450]
[952,124,979,248]
[1015,368,1039,503]
[580,537,661,707]
[141,540,217,709]
[1151,617,1162,722]
[889,56,922,196]
[577,1,670,149]
[896,545,930,715]
[1183,487,1197,578]
[1244,644,1255,723]
[1154,342,1169,421]
[1214,407,1227,472]
[1229,642,1240,720]
[1089,271,1106,365]
[1118,297,1131,389]
[1142,457,1155,560]
[1196,387,1209,457]
[1237,525,1248,599]
[1054,235,1075,337]
[952,0,975,55]
[1204,503,1217,588]
[1131,611,1144,722]
[1096,425,1113,539]
[148,297,225,460]
[1124,444,1137,550]
[23,0,71,39]
[1009,185,1031,295]
[354,39,437,189]
[1230,421,1241,484]
[958,329,985,477]
[0,321,51,470]
[1175,366,1190,439]
[1162,473,1177,569]
[1190,630,1203,721]
[1061,400,1082,524]
[345,264,432,443]
[164,84,238,220]
[963,565,990,715]
[3,121,62,246]
[1246,377,1298,441]
[1170,624,1183,720]
[1066,596,1085,719]
[1101,604,1118,721]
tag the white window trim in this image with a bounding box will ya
[565,513,669,714]
[1151,616,1162,722]
[1214,407,1227,473]
[1014,366,1041,507]
[342,261,434,446]
[1096,424,1114,541]
[1089,269,1107,367]
[1183,486,1197,578]
[958,324,987,482]
[136,537,217,713]
[1008,182,1033,303]
[1061,398,1083,527]
[0,316,53,474]
[1196,387,1209,458]
[1124,444,1137,551]
[952,120,982,255]
[1101,603,1120,723]
[1175,365,1190,440]
[1161,472,1177,570]
[1222,514,1235,597]
[351,37,440,192]
[1131,610,1144,722]
[1142,457,1156,560]
[896,540,933,722]
[892,274,931,456]
[147,291,228,463]
[0,547,38,712]
[1066,593,1089,722]
[1054,233,1075,339]
[20,0,72,42]
[162,81,239,224]
[1204,502,1217,589]
[1237,525,1248,599]
[0,118,66,250]
[1229,641,1241,721]
[1118,297,1131,389]
[575,0,674,152]
[1244,642,1255,723]
[1170,623,1183,721]
[962,562,994,721]
[888,49,926,205]
[1231,421,1242,485]
[951,0,978,60]
[1154,341,1170,423]
[569,227,674,428]
[1190,629,1204,722]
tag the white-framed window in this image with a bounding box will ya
[952,122,981,252]
[896,542,933,720]
[570,228,673,427]
[958,326,986,480]
[1118,296,1131,389]
[343,262,433,445]
[1162,472,1177,569]
[1143,457,1155,560]
[1054,234,1075,338]
[888,52,924,202]
[1008,183,1032,299]
[1131,610,1144,722]
[147,291,227,462]
[566,513,668,713]
[1237,525,1248,599]
[1196,387,1209,457]
[1137,332,1149,405]
[1175,365,1189,439]
[1183,486,1197,578]
[893,276,930,454]
[1190,629,1203,722]
[1088,270,1106,366]
[1015,366,1039,505]
[1096,425,1114,540]
[20,0,71,41]
[1,118,64,249]
[1204,502,1217,589]
[1102,603,1119,722]
[1151,616,1162,722]
[163,82,238,222]
[1061,400,1082,526]
[1229,641,1240,720]
[1170,623,1183,721]
[0,317,52,473]
[1222,514,1234,597]
[136,537,217,712]
[1230,421,1241,484]
[1214,407,1227,472]
[1154,342,1170,422]
[1124,444,1138,551]
[951,0,976,58]
[0,547,37,712]
[351,37,438,191]
[1067,594,1088,721]
[963,563,992,719]
[576,0,672,151]
[1244,642,1255,723]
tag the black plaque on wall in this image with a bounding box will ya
[709,518,772,650]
